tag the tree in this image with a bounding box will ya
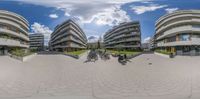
[97,41,100,49]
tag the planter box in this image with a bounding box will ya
[9,53,37,62]
[63,51,88,59]
[63,54,79,59]
[154,52,170,58]
[127,52,143,59]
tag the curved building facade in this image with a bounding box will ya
[0,10,29,55]
[155,10,200,55]
[29,33,44,51]
[104,21,141,50]
[50,19,87,52]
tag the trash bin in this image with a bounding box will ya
[169,53,174,58]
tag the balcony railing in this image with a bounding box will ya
[105,37,140,46]
[0,19,28,35]
[156,25,200,40]
[0,28,29,41]
[157,38,200,47]
[0,38,29,48]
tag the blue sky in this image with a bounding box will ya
[0,0,200,45]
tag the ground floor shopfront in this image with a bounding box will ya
[158,45,200,56]
[0,46,8,55]
[105,47,142,51]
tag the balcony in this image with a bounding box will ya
[0,28,29,41]
[156,18,200,34]
[105,37,140,47]
[51,26,70,41]
[0,38,29,48]
[156,25,200,40]
[0,15,29,30]
[0,19,28,35]
[115,37,140,44]
[51,37,71,45]
[53,45,70,49]
[156,14,199,29]
[70,36,86,46]
[157,38,200,47]
[106,29,129,39]
[105,33,140,43]
[105,44,140,48]
[69,43,85,48]
[69,26,85,39]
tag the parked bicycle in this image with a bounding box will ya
[101,53,110,60]
[87,50,98,62]
[118,54,127,65]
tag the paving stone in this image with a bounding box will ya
[0,54,199,99]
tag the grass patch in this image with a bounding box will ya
[155,50,171,55]
[64,50,87,56]
[10,49,33,57]
[107,50,142,56]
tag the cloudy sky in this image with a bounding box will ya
[0,0,200,44]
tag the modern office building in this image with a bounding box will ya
[141,43,150,51]
[29,33,44,51]
[103,21,141,50]
[150,37,155,50]
[50,19,87,52]
[87,42,104,49]
[0,10,29,55]
[155,10,200,56]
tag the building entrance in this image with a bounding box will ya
[182,46,190,55]
[0,47,4,55]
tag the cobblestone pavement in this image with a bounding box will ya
[0,53,200,99]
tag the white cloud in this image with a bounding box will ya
[165,8,179,13]
[143,36,151,43]
[78,5,131,26]
[15,0,150,26]
[49,14,58,18]
[142,1,153,4]
[88,35,99,43]
[131,4,167,14]
[31,22,53,45]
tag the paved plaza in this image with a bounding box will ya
[0,53,200,99]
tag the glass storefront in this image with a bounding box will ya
[182,46,191,55]
[0,47,4,55]
[175,46,200,56]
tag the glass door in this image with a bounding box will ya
[0,47,3,55]
[182,46,190,55]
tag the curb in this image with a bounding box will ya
[154,52,170,58]
[8,53,37,62]
[63,54,79,59]
[127,52,143,59]
[63,50,89,59]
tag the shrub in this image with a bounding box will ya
[155,50,171,55]
[10,49,32,57]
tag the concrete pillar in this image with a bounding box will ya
[4,48,8,55]
[0,49,2,55]
[190,49,196,56]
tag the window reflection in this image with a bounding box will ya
[180,34,190,41]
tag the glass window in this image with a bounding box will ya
[192,25,200,28]
[166,36,176,42]
[180,34,190,41]
[192,34,200,38]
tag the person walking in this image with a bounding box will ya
[124,54,127,61]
